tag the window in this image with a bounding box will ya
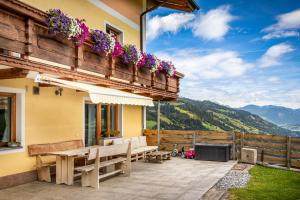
[0,93,16,147]
[84,103,119,146]
[106,23,123,44]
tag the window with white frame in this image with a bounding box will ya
[0,87,25,152]
[105,23,123,44]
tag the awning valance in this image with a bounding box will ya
[35,75,154,106]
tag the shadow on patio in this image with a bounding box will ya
[0,158,236,200]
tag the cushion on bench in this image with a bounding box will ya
[139,136,147,147]
[130,137,140,150]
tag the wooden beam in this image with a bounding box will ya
[0,68,28,79]
[0,55,178,99]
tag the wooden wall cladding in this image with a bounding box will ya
[32,26,75,67]
[153,73,166,90]
[137,68,152,86]
[167,77,178,92]
[0,9,26,54]
[0,1,183,98]
[113,58,134,82]
[81,46,110,76]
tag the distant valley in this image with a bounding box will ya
[146,98,300,136]
[240,105,300,132]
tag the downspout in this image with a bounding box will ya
[140,0,168,51]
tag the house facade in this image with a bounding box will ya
[0,0,198,188]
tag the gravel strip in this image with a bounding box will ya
[215,170,250,190]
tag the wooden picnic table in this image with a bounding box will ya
[47,146,97,185]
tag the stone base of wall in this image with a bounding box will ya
[0,170,37,189]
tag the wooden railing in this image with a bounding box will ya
[0,0,181,95]
[144,129,300,169]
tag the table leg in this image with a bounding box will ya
[67,156,75,185]
[56,156,62,184]
[61,156,68,184]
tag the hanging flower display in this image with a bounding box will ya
[138,53,160,73]
[160,60,176,77]
[122,44,142,65]
[47,9,88,46]
[72,19,89,46]
[112,41,123,58]
[91,30,115,55]
[46,9,179,77]
[47,9,71,36]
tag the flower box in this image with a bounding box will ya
[80,44,110,76]
[153,72,166,90]
[113,58,134,82]
[137,68,152,86]
[167,76,178,93]
[32,26,76,68]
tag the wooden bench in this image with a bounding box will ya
[75,142,131,189]
[28,139,84,182]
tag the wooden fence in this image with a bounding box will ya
[144,129,300,169]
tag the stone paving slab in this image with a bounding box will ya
[0,158,236,200]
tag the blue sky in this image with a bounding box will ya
[146,0,300,108]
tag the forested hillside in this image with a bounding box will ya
[147,98,299,136]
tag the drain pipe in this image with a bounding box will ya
[157,100,161,150]
[140,0,168,51]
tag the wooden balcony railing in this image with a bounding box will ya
[0,0,183,99]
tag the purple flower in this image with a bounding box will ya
[91,30,115,54]
[47,9,71,36]
[160,60,176,77]
[122,44,141,65]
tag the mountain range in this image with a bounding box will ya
[240,105,300,131]
[146,98,300,136]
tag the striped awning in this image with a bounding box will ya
[35,75,154,106]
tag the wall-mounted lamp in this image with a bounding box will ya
[55,88,63,96]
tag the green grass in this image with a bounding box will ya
[174,106,198,119]
[146,120,156,129]
[229,166,300,200]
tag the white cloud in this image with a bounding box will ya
[267,76,280,83]
[146,13,195,41]
[258,43,294,68]
[156,48,253,80]
[262,8,300,40]
[146,5,236,41]
[190,5,236,41]
[262,30,299,40]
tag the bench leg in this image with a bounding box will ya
[37,167,51,182]
[81,169,99,189]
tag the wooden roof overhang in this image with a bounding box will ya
[0,0,183,101]
[149,0,199,12]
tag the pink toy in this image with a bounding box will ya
[185,149,195,159]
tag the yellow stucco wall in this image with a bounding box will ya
[0,78,143,177]
[123,105,142,139]
[0,78,86,177]
[22,0,141,47]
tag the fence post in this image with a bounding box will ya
[240,132,245,160]
[232,132,236,160]
[193,131,196,149]
[287,136,291,169]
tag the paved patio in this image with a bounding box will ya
[0,158,236,200]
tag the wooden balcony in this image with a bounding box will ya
[0,0,183,100]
